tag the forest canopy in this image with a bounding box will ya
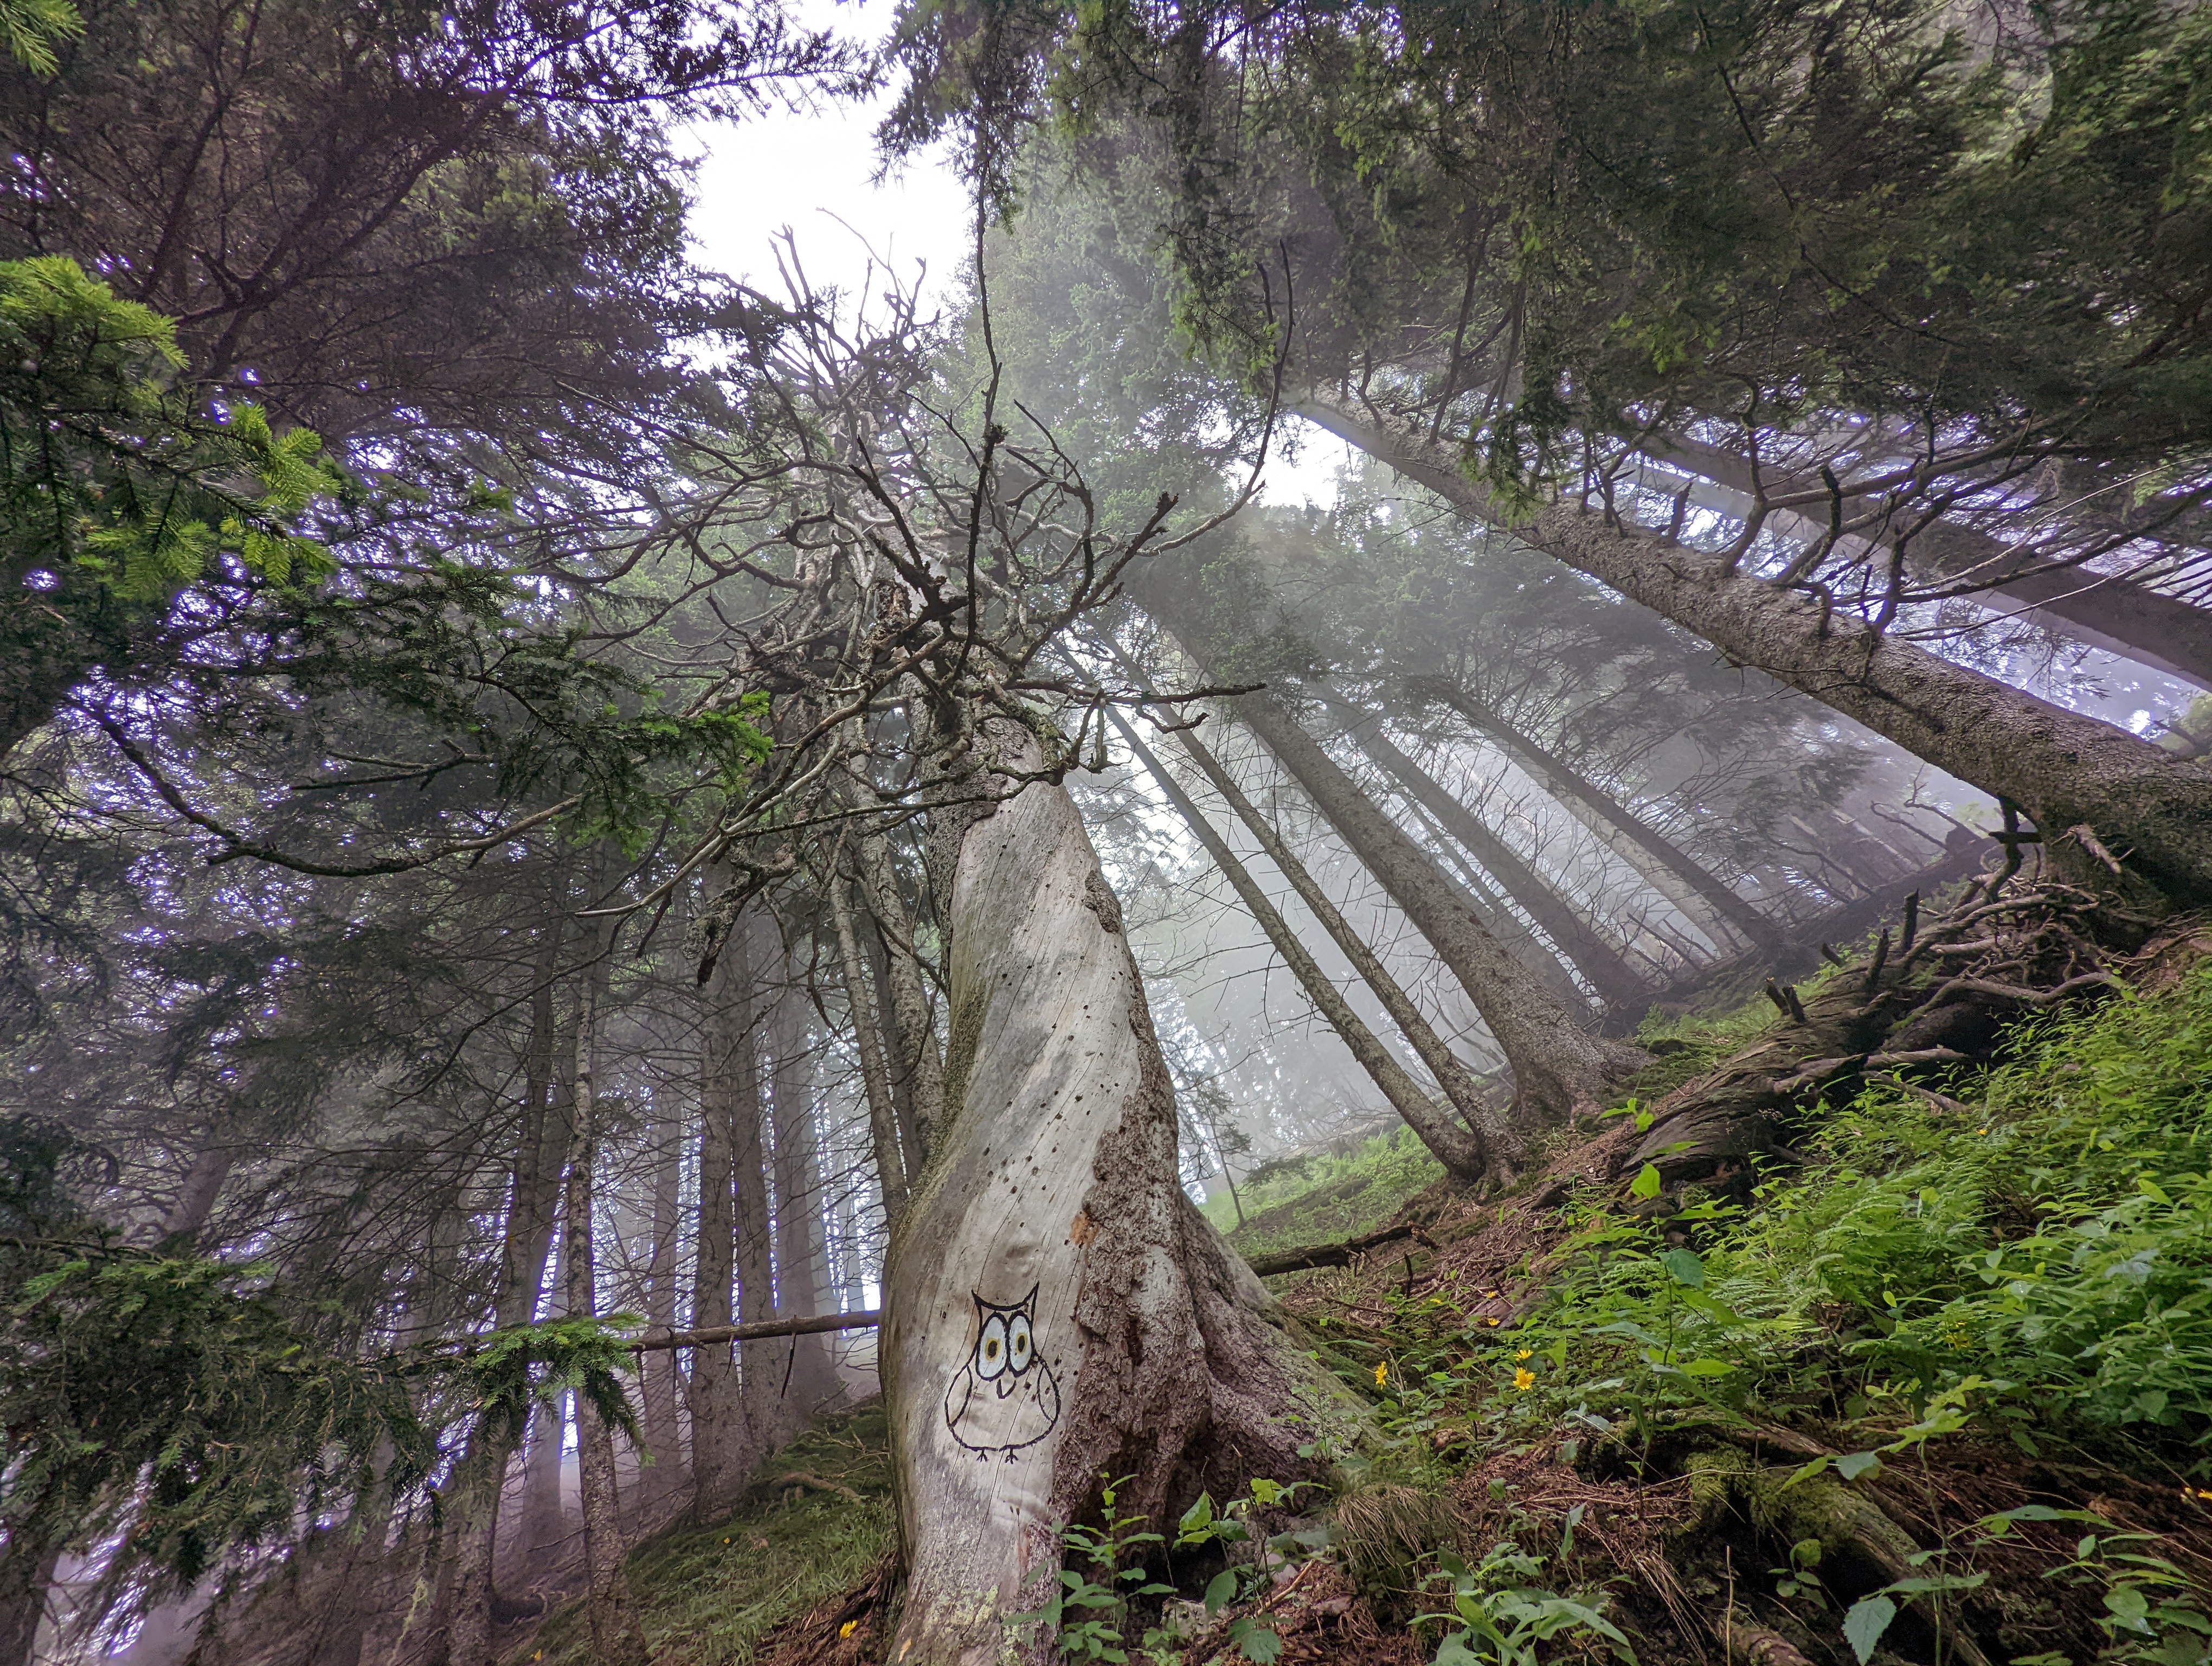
[1,1,2208,1665]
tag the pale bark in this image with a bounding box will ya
[1328,706,1654,1005]
[1111,709,1501,1180]
[160,1140,233,1243]
[561,932,649,1666]
[884,719,1315,1665]
[1414,681,1784,952]
[1296,399,2212,909]
[1233,693,1646,1119]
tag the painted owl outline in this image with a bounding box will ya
[943,1284,1061,1460]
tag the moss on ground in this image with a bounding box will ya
[1207,1125,1445,1264]
[514,1404,894,1666]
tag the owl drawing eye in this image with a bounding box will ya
[943,1284,1060,1460]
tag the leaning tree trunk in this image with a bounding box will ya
[882,718,1320,1665]
[1111,709,1502,1181]
[1326,704,1654,1005]
[1232,692,1646,1120]
[1294,398,2212,911]
[1414,680,1784,954]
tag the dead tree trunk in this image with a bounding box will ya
[1231,693,1646,1120]
[1294,398,2212,911]
[1415,680,1784,953]
[1111,708,1506,1180]
[830,864,913,1219]
[883,719,1318,1665]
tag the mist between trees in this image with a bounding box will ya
[1,1,2208,1663]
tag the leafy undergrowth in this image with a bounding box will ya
[1285,930,2212,1666]
[1210,1125,1448,1264]
[515,1404,894,1666]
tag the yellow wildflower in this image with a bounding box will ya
[1484,1316,1501,1327]
[1515,1348,1533,1361]
[1514,1368,1536,1391]
[841,1620,860,1638]
[1374,1362,1388,1387]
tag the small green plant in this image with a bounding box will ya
[1418,1540,1635,1666]
[1976,1505,2212,1666]
[1013,1474,1176,1662]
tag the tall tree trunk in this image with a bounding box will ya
[1233,692,1645,1119]
[731,912,781,1443]
[884,716,1319,1665]
[1294,398,2212,910]
[0,1541,59,1666]
[768,975,843,1412]
[638,1108,685,1514]
[858,816,947,1156]
[1414,680,1784,952]
[828,864,911,1220]
[161,1139,234,1243]
[693,892,763,1517]
[1111,708,1502,1180]
[560,928,650,1666]
[443,901,571,1666]
[1326,703,1655,1005]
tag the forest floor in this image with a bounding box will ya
[516,893,2212,1666]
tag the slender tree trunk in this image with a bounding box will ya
[1294,398,2212,909]
[768,976,843,1412]
[858,818,947,1155]
[638,1108,685,1514]
[561,928,650,1666]
[863,912,931,1186]
[1232,692,1646,1119]
[1327,705,1655,1005]
[443,903,571,1666]
[731,912,781,1444]
[0,1540,58,1666]
[1112,709,1501,1180]
[693,892,762,1517]
[1415,680,1784,952]
[885,717,1320,1665]
[828,864,911,1221]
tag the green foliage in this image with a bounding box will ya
[0,1119,430,1611]
[523,1405,898,1666]
[0,0,79,73]
[458,1313,644,1450]
[1207,1125,1445,1259]
[0,256,341,603]
[1420,1539,1635,1666]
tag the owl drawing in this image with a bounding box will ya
[943,1285,1061,1460]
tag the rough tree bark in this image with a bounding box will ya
[1110,708,1506,1180]
[882,719,1321,1665]
[1412,680,1784,953]
[1324,704,1654,1004]
[1294,399,2212,910]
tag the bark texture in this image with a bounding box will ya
[694,900,767,1516]
[1296,399,2212,910]
[883,720,1315,1665]
[1234,693,1645,1118]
